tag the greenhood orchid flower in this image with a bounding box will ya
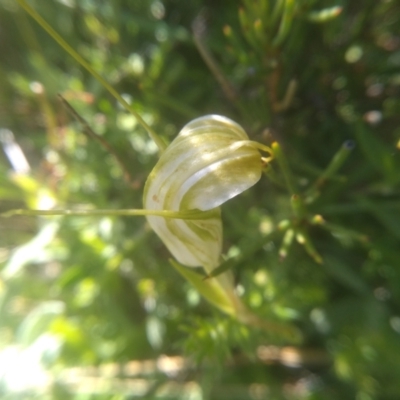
[143,114,263,271]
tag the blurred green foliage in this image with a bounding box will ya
[1,0,400,399]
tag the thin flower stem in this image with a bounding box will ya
[15,0,166,153]
[1,208,217,220]
[193,32,238,104]
[58,95,134,186]
[192,17,253,122]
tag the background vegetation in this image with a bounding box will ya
[1,0,400,399]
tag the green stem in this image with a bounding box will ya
[15,0,166,153]
[1,208,217,220]
[295,229,323,264]
[290,194,306,219]
[58,95,134,185]
[271,0,285,26]
[262,164,285,189]
[279,228,294,259]
[271,141,296,194]
[193,23,253,122]
[306,140,355,201]
[319,221,369,244]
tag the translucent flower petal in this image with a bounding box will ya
[143,115,262,267]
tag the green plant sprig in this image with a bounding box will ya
[305,140,355,203]
[272,141,297,195]
[15,0,166,153]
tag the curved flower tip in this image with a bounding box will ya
[143,115,263,268]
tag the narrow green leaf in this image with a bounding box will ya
[359,198,400,241]
[354,121,399,184]
[16,301,65,347]
[205,258,236,279]
[323,256,369,294]
[170,259,235,316]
